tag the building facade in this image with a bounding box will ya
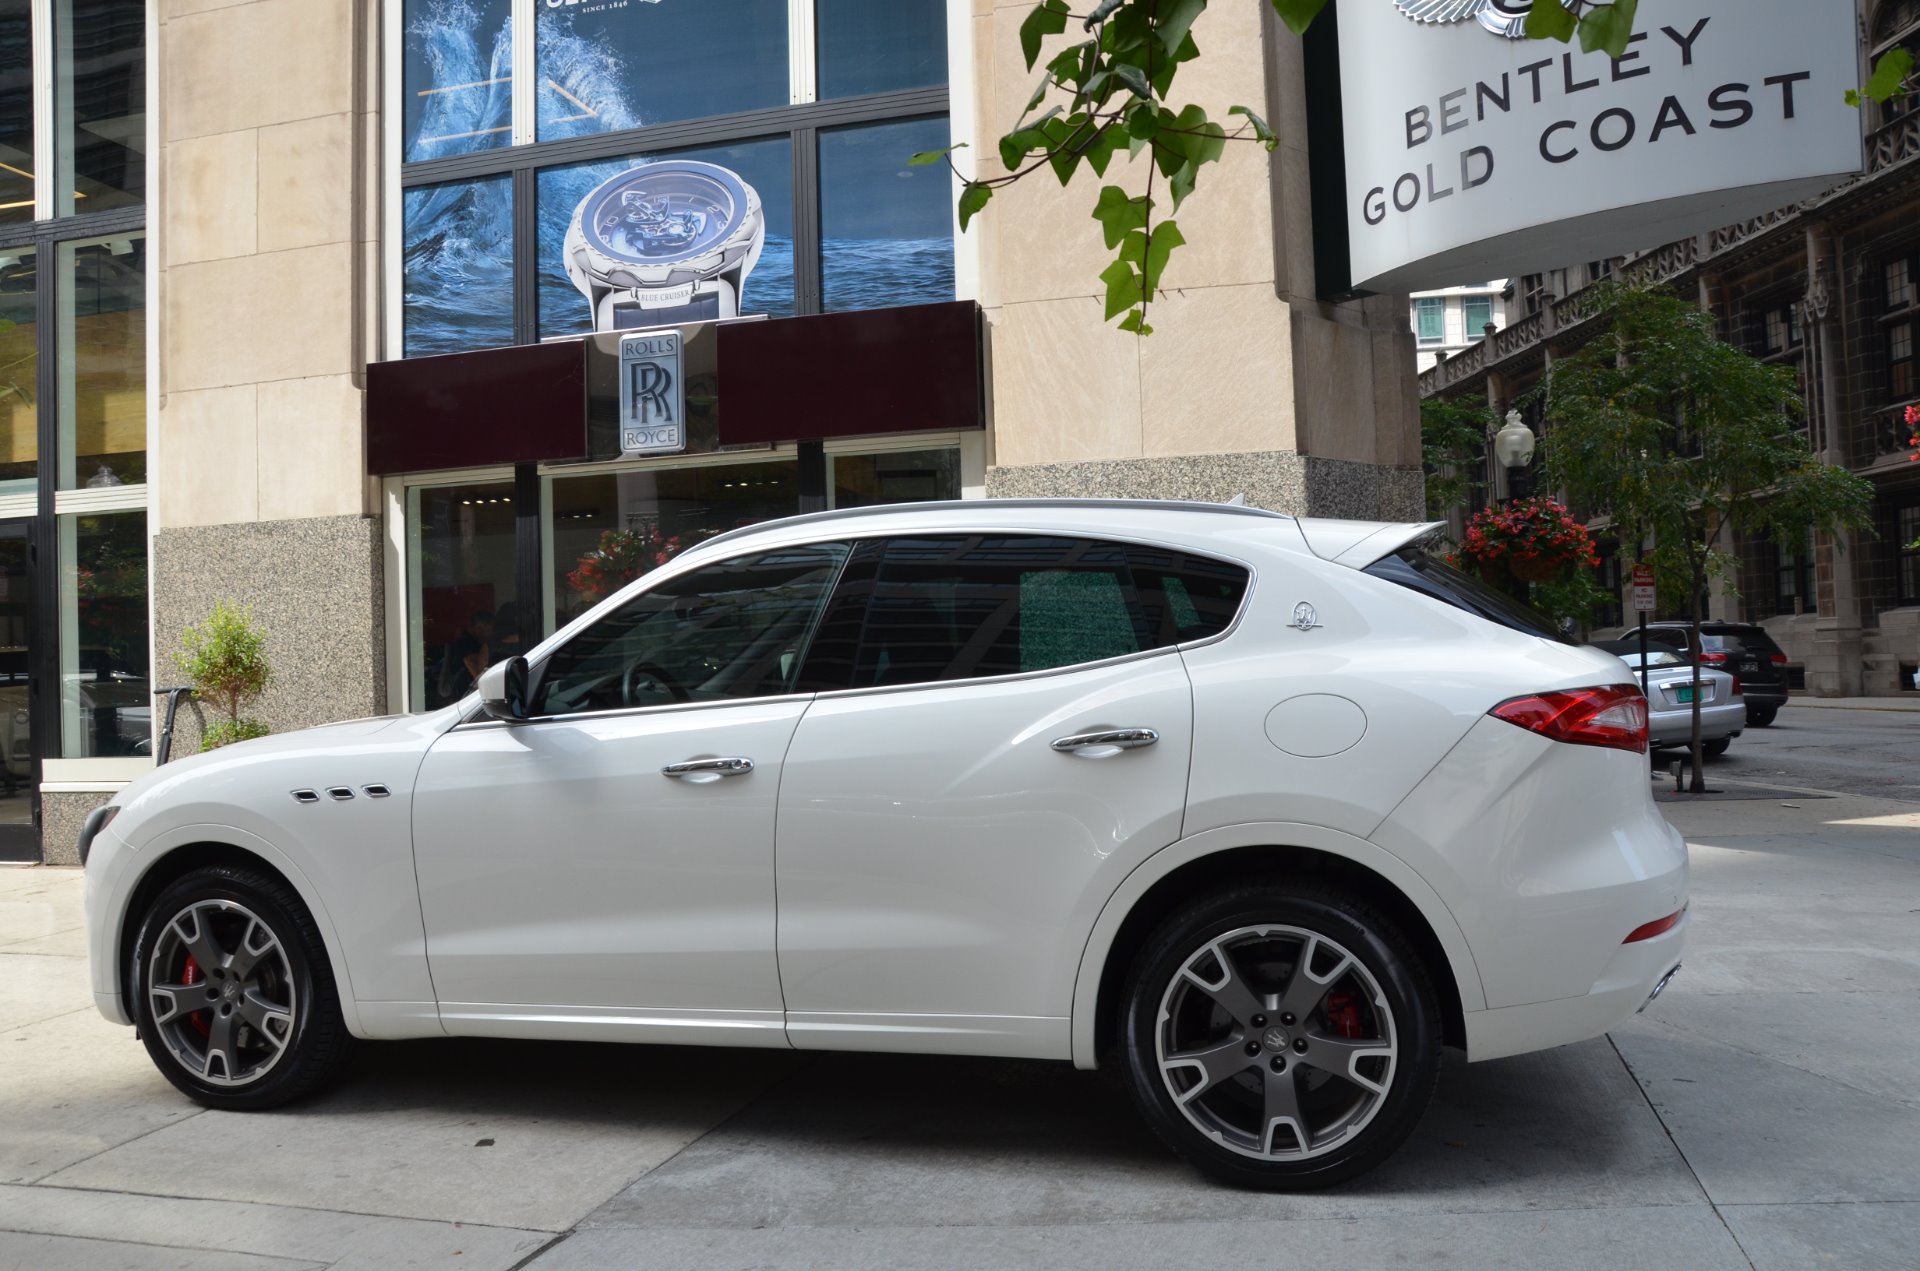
[5,0,1423,863]
[1420,0,1920,699]
[1409,281,1507,374]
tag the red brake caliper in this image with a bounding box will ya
[1324,992,1364,1039]
[181,954,212,1036]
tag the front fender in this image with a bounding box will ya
[94,822,367,1037]
[1067,821,1486,1069]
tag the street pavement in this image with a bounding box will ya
[2,719,1917,1269]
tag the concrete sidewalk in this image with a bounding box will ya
[3,792,1917,1269]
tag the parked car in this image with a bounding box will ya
[82,501,1687,1190]
[1594,642,1744,757]
[1633,622,1790,727]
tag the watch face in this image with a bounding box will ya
[579,163,750,267]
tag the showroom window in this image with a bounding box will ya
[399,0,957,356]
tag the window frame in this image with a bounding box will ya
[1414,296,1445,345]
[391,0,962,355]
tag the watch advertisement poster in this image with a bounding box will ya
[399,0,955,358]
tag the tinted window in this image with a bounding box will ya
[534,543,847,717]
[817,0,947,98]
[1364,549,1566,642]
[802,536,1154,690]
[1126,545,1250,645]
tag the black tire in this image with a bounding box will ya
[1120,884,1442,1190]
[129,864,353,1111]
[1747,705,1778,728]
[1702,737,1731,758]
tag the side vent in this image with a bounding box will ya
[326,786,355,801]
[291,789,320,804]
[362,784,392,798]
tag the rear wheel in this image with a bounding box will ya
[130,864,353,1110]
[1747,705,1778,728]
[1702,737,1731,758]
[1121,885,1441,1189]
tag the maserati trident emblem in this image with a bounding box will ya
[1290,602,1322,633]
[1391,0,1587,39]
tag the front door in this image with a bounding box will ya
[0,523,35,862]
[411,540,848,1047]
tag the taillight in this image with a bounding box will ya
[1699,651,1728,664]
[1624,907,1686,943]
[1729,675,1743,697]
[1769,652,1788,666]
[1489,684,1649,755]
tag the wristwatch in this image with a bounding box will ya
[562,160,766,333]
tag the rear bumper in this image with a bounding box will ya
[1649,700,1745,746]
[1462,913,1686,1061]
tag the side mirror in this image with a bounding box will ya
[477,656,530,722]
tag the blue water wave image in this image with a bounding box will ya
[404,0,512,162]
[823,238,954,314]
[404,177,515,358]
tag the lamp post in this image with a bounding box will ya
[1494,409,1537,503]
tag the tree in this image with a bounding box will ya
[1420,395,1492,524]
[938,2,1912,335]
[1542,284,1874,792]
[177,600,273,751]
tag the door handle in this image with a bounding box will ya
[661,757,755,779]
[1050,728,1159,755]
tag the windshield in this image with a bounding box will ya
[1363,548,1568,643]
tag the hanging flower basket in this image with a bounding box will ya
[567,525,689,603]
[1458,497,1601,585]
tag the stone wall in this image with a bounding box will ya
[152,516,386,758]
[985,452,1424,522]
[40,792,106,867]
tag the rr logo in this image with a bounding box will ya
[629,361,674,425]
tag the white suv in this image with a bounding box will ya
[83,500,1686,1189]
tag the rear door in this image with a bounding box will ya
[772,534,1237,1058]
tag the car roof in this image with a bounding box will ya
[684,499,1439,570]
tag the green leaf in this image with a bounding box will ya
[1117,309,1153,335]
[1100,258,1140,320]
[1118,229,1149,266]
[1844,87,1863,108]
[908,144,961,167]
[1172,104,1226,165]
[1525,0,1577,42]
[958,182,993,232]
[1019,0,1070,71]
[1083,0,1124,26]
[1157,0,1207,55]
[1045,39,1095,86]
[1864,47,1916,103]
[1229,104,1276,149]
[1024,77,1051,114]
[1112,60,1151,98]
[1576,0,1636,59]
[1126,102,1161,140]
[1167,160,1197,211]
[1268,0,1329,37]
[1084,125,1126,177]
[1092,184,1150,248]
[1143,220,1185,292]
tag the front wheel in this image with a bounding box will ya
[1121,885,1442,1190]
[130,864,353,1110]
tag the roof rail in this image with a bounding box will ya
[692,497,1294,554]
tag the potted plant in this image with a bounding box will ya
[1458,497,1601,586]
[177,600,272,750]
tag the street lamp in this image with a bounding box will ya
[1494,408,1536,501]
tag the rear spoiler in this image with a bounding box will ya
[1295,519,1446,570]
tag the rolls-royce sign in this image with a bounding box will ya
[1330,0,1862,294]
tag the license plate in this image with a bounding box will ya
[1739,660,1759,673]
[1674,687,1695,704]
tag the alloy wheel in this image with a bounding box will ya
[1154,924,1397,1161]
[146,899,298,1087]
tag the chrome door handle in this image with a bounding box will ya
[1050,728,1159,754]
[661,757,755,779]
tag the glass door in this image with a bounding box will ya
[0,521,35,860]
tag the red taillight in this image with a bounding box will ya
[1769,653,1788,666]
[1624,907,1686,943]
[1699,651,1728,664]
[1488,684,1650,755]
[1730,675,1743,697]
